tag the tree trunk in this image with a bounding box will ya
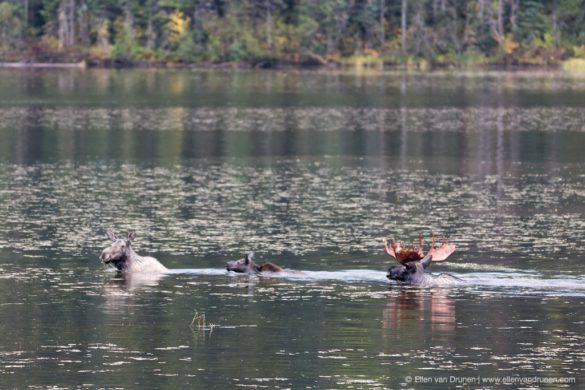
[414,8,422,55]
[58,0,76,47]
[23,0,28,29]
[477,0,483,21]
[379,0,385,48]
[510,0,518,35]
[401,0,407,54]
[482,0,502,47]
[497,0,504,38]
[333,5,349,54]
[69,0,75,46]
[78,0,89,45]
[192,0,201,27]
[58,1,68,48]
[123,3,135,42]
[97,17,109,52]
[145,0,155,51]
[146,14,154,50]
[462,3,471,50]
[552,0,560,45]
[266,0,272,48]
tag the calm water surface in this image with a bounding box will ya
[0,69,584,389]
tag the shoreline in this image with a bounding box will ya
[0,60,572,72]
[0,61,87,68]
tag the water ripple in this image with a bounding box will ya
[1,106,585,133]
[0,159,583,271]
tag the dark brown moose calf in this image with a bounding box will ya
[225,252,284,274]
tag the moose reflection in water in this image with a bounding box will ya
[100,230,167,273]
[384,232,461,287]
[100,273,165,314]
[383,289,456,346]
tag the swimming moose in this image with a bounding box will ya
[225,251,284,274]
[100,230,167,273]
[383,232,461,287]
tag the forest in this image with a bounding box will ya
[1,0,585,68]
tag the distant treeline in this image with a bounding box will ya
[1,0,585,68]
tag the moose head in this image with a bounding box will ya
[100,230,137,271]
[225,252,257,273]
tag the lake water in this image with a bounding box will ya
[0,69,584,389]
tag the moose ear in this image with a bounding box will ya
[127,231,136,242]
[421,253,433,269]
[107,229,117,241]
[245,251,255,264]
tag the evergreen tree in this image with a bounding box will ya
[1,0,584,65]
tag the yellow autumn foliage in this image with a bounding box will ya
[168,10,190,44]
[362,48,380,58]
[275,36,288,47]
[501,36,519,55]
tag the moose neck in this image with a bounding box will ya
[408,264,438,286]
[400,262,425,284]
[127,247,143,263]
[115,247,142,271]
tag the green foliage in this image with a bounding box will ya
[7,0,585,66]
[474,19,498,54]
[515,0,549,46]
[111,17,141,62]
[562,58,585,71]
[0,2,23,51]
[556,0,585,45]
[202,7,267,62]
[175,31,197,62]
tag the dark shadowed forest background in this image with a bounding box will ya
[2,0,585,68]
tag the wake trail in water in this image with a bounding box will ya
[167,268,389,283]
[166,268,585,296]
[463,272,585,293]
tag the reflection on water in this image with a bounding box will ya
[4,106,585,135]
[1,107,585,164]
[1,69,585,388]
[1,261,585,388]
[383,289,456,336]
[100,272,165,315]
[4,69,585,108]
[0,268,585,388]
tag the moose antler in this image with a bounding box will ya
[383,231,456,264]
[383,235,424,264]
[426,231,456,262]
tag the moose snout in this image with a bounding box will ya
[100,250,110,262]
